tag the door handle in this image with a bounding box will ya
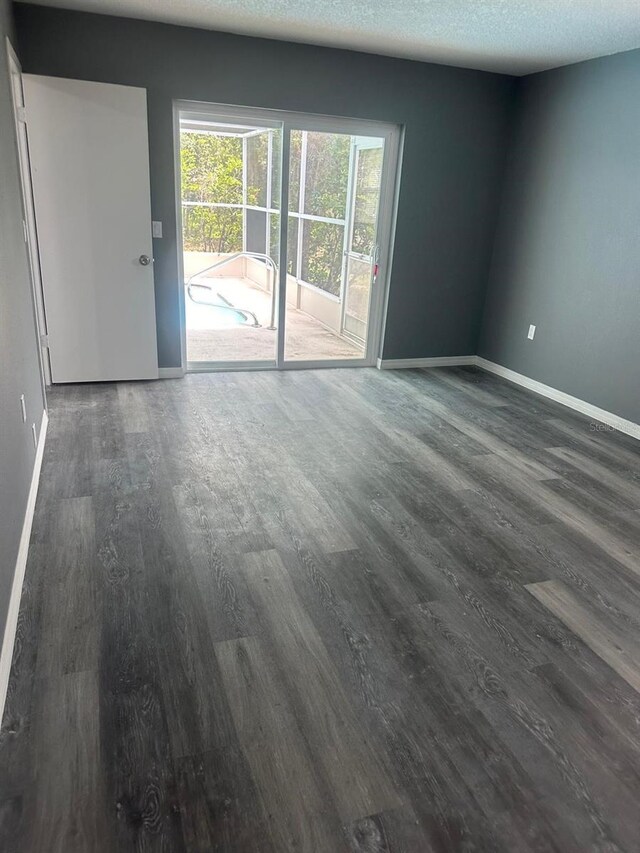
[139,254,152,266]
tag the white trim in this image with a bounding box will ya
[368,127,402,367]
[376,354,639,440]
[158,367,185,378]
[377,356,477,369]
[276,127,290,367]
[280,358,369,370]
[242,134,247,254]
[296,130,307,282]
[476,358,640,441]
[376,126,404,364]
[178,100,395,137]
[0,408,48,725]
[6,39,51,392]
[188,360,276,372]
[173,104,188,373]
[175,100,401,373]
[265,129,273,254]
[187,357,372,372]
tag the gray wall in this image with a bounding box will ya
[15,3,516,366]
[0,0,46,643]
[480,49,640,424]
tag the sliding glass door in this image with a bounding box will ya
[283,130,385,362]
[177,104,400,372]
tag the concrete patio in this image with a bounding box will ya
[185,275,365,363]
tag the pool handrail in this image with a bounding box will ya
[186,252,279,330]
[187,282,260,327]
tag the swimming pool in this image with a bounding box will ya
[186,284,257,329]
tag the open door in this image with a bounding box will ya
[23,75,158,383]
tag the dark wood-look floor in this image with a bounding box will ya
[1,366,640,852]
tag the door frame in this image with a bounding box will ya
[5,38,50,394]
[173,100,403,372]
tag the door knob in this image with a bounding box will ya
[139,254,152,266]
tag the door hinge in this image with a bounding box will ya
[17,105,27,123]
[40,333,49,348]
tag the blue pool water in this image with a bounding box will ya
[186,286,249,330]
[204,302,248,328]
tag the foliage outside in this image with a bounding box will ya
[296,132,350,295]
[181,129,375,297]
[181,132,252,254]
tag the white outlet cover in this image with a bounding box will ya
[528,324,536,340]
[152,221,163,238]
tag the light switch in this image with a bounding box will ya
[152,221,163,239]
[527,324,536,340]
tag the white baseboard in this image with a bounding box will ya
[377,355,476,370]
[477,358,640,441]
[158,367,185,379]
[375,353,638,441]
[0,408,48,725]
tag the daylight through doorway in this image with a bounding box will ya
[178,106,398,370]
[181,119,281,365]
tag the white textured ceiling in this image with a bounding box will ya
[20,0,640,75]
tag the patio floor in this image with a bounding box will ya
[185,276,365,363]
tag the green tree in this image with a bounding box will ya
[246,133,268,207]
[300,133,350,294]
[180,132,244,252]
[181,129,362,299]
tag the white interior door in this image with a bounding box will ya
[23,75,158,383]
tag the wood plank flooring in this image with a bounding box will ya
[1,366,640,852]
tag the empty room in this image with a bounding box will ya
[0,0,639,849]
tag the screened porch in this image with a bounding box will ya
[180,120,383,364]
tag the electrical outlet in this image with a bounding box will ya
[20,394,27,423]
[528,324,536,340]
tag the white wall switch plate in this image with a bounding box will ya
[528,324,536,340]
[152,221,163,238]
[20,394,27,423]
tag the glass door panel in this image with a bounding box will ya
[342,138,383,345]
[180,116,281,366]
[283,130,384,363]
[343,257,372,341]
[179,105,400,373]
